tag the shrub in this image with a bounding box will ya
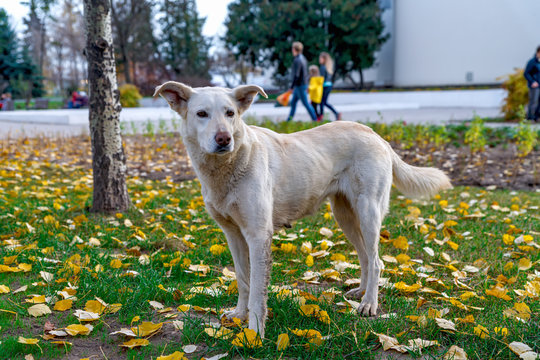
[464,115,486,153]
[500,68,528,122]
[119,84,142,108]
[430,125,449,147]
[514,119,538,157]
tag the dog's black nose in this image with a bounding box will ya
[215,131,231,147]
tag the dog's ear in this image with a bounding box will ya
[154,81,193,116]
[232,85,268,114]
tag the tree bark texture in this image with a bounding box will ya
[83,0,130,212]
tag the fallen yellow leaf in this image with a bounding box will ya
[204,327,234,339]
[131,321,163,337]
[473,325,489,339]
[177,304,191,312]
[277,333,289,351]
[157,351,188,360]
[518,258,532,271]
[53,299,73,311]
[231,328,262,348]
[395,254,411,264]
[110,259,122,269]
[120,338,150,348]
[290,328,324,346]
[485,286,511,301]
[65,324,93,336]
[209,244,226,255]
[299,304,320,316]
[26,295,46,304]
[18,336,40,345]
[392,236,409,250]
[394,282,421,293]
[85,300,106,314]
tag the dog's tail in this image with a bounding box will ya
[391,150,452,199]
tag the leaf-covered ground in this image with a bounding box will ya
[0,127,539,360]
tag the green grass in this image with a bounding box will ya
[0,126,539,359]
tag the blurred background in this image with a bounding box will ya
[0,0,539,109]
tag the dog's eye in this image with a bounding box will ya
[196,110,208,118]
[226,110,235,117]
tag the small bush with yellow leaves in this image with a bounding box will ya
[119,84,142,108]
[500,68,528,122]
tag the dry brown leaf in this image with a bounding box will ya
[443,345,468,359]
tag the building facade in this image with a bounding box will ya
[366,0,540,87]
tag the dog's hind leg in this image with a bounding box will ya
[353,194,384,316]
[330,194,369,297]
[219,221,250,321]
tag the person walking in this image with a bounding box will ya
[319,52,341,121]
[524,45,540,122]
[287,41,318,122]
[308,65,324,121]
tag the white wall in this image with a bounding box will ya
[393,0,540,87]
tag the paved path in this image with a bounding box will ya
[0,88,535,138]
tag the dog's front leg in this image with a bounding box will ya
[244,230,272,338]
[219,222,250,321]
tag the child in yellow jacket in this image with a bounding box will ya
[308,65,324,121]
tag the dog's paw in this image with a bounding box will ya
[357,298,378,317]
[222,308,248,321]
[345,287,366,299]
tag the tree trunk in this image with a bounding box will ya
[39,19,46,76]
[239,55,248,84]
[346,68,363,90]
[58,48,64,93]
[83,0,130,213]
[123,51,131,83]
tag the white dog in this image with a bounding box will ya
[154,82,452,337]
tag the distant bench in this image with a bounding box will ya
[35,98,49,110]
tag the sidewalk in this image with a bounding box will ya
[0,88,530,139]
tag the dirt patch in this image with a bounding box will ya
[397,143,539,191]
[1,133,537,190]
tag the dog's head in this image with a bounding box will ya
[154,82,267,155]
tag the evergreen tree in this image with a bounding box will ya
[0,8,20,93]
[224,0,388,88]
[111,0,157,84]
[0,8,44,98]
[158,0,211,82]
[328,0,388,88]
[18,44,45,99]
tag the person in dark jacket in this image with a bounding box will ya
[524,46,540,121]
[287,41,318,121]
[319,52,341,121]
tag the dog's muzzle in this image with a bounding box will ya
[214,131,232,154]
[214,144,232,154]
